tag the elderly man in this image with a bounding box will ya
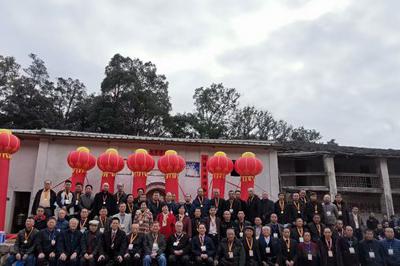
[246,188,261,225]
[79,185,94,215]
[114,183,127,205]
[215,228,245,266]
[322,194,338,227]
[98,217,127,265]
[113,202,132,235]
[5,217,38,266]
[260,192,274,224]
[36,217,59,266]
[93,183,117,216]
[167,221,190,266]
[80,220,102,266]
[242,226,261,266]
[124,223,143,266]
[211,188,226,218]
[94,207,111,234]
[143,221,167,266]
[31,180,57,217]
[57,218,82,266]
[258,226,279,266]
[192,187,211,218]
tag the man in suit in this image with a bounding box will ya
[274,192,291,225]
[336,226,360,266]
[192,187,211,218]
[80,220,102,266]
[204,205,221,248]
[5,217,38,266]
[215,228,246,266]
[143,221,167,266]
[305,192,323,224]
[258,226,279,266]
[114,183,127,205]
[113,202,132,235]
[31,180,57,217]
[167,221,191,266]
[242,226,261,266]
[97,217,127,265]
[333,194,350,225]
[234,210,252,239]
[57,218,82,266]
[349,206,364,241]
[246,188,261,225]
[220,210,235,239]
[289,192,305,224]
[259,192,275,224]
[266,213,283,240]
[36,217,60,266]
[211,188,225,218]
[192,223,215,266]
[277,228,298,266]
[123,223,143,266]
[235,190,247,215]
[225,190,242,219]
[93,183,117,217]
[290,217,307,243]
[308,213,326,242]
[56,180,76,217]
[148,191,162,219]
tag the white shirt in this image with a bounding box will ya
[209,216,217,234]
[113,212,132,234]
[352,213,359,229]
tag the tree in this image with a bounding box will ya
[229,106,259,139]
[290,126,322,143]
[192,83,240,138]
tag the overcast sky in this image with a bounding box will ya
[1,0,399,148]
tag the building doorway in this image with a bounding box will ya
[146,182,165,201]
[11,192,31,233]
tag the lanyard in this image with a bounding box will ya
[228,241,234,252]
[279,200,285,211]
[246,237,253,251]
[130,233,138,244]
[153,234,158,244]
[284,238,291,252]
[24,229,33,241]
[297,227,303,237]
[326,239,332,250]
[294,201,300,211]
[239,223,244,232]
[305,242,312,253]
[47,229,55,240]
[199,235,205,245]
[80,218,87,228]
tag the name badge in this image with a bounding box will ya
[388,248,394,255]
[326,211,332,216]
[24,240,28,244]
[75,200,79,205]
[328,250,333,257]
[99,228,104,233]
[228,251,233,258]
[111,243,114,249]
[121,224,125,229]
[201,245,206,251]
[338,211,342,216]
[308,254,312,260]
[153,243,159,250]
[297,211,301,214]
[349,247,355,254]
[249,250,254,257]
[185,212,189,216]
[65,199,70,205]
[273,233,278,238]
[80,228,85,233]
[239,232,243,238]
[57,229,61,232]
[200,204,203,208]
[229,209,233,213]
[369,251,375,258]
[173,241,179,246]
[266,247,271,254]
[129,244,133,250]
[299,237,304,243]
[51,240,56,246]
[280,211,284,214]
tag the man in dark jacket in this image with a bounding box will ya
[274,192,291,225]
[97,217,127,265]
[167,221,190,266]
[242,226,261,266]
[359,229,386,266]
[215,228,245,266]
[220,210,235,239]
[56,180,76,217]
[333,194,350,225]
[336,226,360,266]
[246,188,261,225]
[258,225,279,266]
[308,214,326,242]
[192,187,211,218]
[143,221,167,266]
[277,227,298,266]
[234,211,252,239]
[289,192,306,224]
[260,192,275,224]
[204,205,221,247]
[211,188,226,218]
[123,223,144,266]
[147,191,162,219]
[92,183,117,217]
[225,190,242,219]
[192,223,215,266]
[5,217,38,266]
[31,180,57,217]
[305,192,323,224]
[36,217,59,266]
[80,220,102,266]
[381,227,400,266]
[57,218,82,266]
[33,206,48,230]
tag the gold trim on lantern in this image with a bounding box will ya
[73,168,86,174]
[213,173,226,179]
[135,149,148,154]
[165,173,178,179]
[0,129,12,135]
[105,148,118,155]
[214,151,226,157]
[0,153,11,159]
[102,172,116,177]
[134,171,148,177]
[77,147,90,153]
[165,150,177,156]
[241,176,255,182]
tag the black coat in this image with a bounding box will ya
[92,191,117,216]
[274,201,291,225]
[242,237,261,266]
[289,201,306,223]
[220,220,235,239]
[125,232,144,256]
[258,236,279,265]
[100,229,127,258]
[14,228,39,255]
[305,201,324,223]
[277,238,298,265]
[259,199,275,224]
[246,195,261,224]
[336,237,360,266]
[143,233,166,256]
[148,200,162,219]
[80,230,102,256]
[224,199,242,220]
[216,238,245,266]
[35,228,60,255]
[319,238,337,266]
[211,197,226,218]
[166,233,190,256]
[31,189,57,215]
[57,229,82,256]
[192,234,216,257]
[358,239,386,266]
[233,220,252,239]
[307,222,326,242]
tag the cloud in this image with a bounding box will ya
[0,0,399,148]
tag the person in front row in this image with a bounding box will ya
[98,217,126,265]
[36,217,59,266]
[215,228,245,266]
[381,227,400,265]
[143,221,167,266]
[124,223,143,266]
[80,220,102,266]
[57,218,82,266]
[167,221,191,266]
[336,225,360,266]
[5,217,38,266]
[277,227,297,266]
[192,223,215,266]
[296,231,319,266]
[319,227,337,266]
[258,226,279,266]
[242,226,261,266]
[359,229,385,266]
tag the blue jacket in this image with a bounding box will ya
[192,196,211,217]
[380,238,400,265]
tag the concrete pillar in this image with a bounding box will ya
[323,155,337,199]
[29,138,50,213]
[377,158,394,216]
[268,149,280,201]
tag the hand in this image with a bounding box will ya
[38,253,45,259]
[49,252,55,258]
[71,252,77,260]
[214,260,219,266]
[134,253,141,258]
[22,254,28,260]
[60,253,67,261]
[124,253,130,259]
[84,253,89,259]
[117,256,123,262]
[15,253,21,260]
[88,254,93,259]
[98,255,105,261]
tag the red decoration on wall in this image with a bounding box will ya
[127,149,155,197]
[200,154,209,197]
[206,151,233,197]
[97,148,125,193]
[0,129,20,231]
[157,150,185,201]
[67,147,96,190]
[234,152,263,200]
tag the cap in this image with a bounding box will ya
[89,220,99,226]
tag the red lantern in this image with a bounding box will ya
[0,129,20,230]
[206,151,233,197]
[157,150,185,201]
[97,148,125,193]
[234,152,263,200]
[127,149,155,197]
[67,147,96,190]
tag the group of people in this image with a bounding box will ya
[4,179,400,266]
